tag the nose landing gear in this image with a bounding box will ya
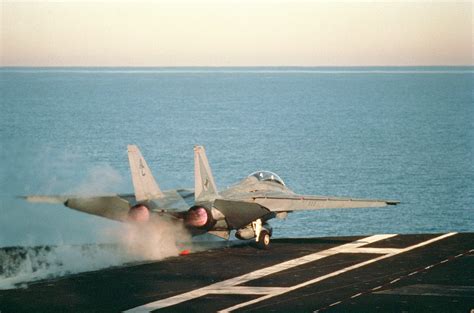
[256,229,271,249]
[252,219,271,249]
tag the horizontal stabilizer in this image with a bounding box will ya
[128,145,164,201]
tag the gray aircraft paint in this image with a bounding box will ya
[25,145,399,243]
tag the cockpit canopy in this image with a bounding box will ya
[248,171,286,186]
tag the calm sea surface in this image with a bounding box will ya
[1,67,473,246]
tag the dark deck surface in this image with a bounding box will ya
[0,233,472,313]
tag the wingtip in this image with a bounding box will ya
[21,195,68,204]
[386,201,400,205]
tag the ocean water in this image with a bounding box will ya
[1,67,473,247]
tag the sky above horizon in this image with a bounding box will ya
[1,1,472,66]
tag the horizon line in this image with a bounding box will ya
[2,65,473,68]
[2,67,472,75]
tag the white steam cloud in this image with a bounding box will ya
[68,164,124,196]
[0,160,192,290]
[0,217,191,290]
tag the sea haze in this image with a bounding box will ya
[1,67,473,246]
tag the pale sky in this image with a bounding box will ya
[1,1,472,66]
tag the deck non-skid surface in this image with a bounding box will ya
[0,233,472,313]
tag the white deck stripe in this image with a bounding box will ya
[345,247,402,254]
[215,234,397,288]
[220,232,456,312]
[204,286,288,295]
[124,234,394,312]
[124,233,456,313]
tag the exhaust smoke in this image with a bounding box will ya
[0,216,191,290]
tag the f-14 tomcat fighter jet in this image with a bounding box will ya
[26,145,399,249]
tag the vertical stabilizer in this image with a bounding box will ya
[194,145,218,202]
[127,145,163,201]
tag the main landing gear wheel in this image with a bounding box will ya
[256,230,270,250]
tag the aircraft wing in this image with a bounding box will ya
[23,190,192,221]
[252,194,399,212]
[23,195,132,222]
[22,146,194,223]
